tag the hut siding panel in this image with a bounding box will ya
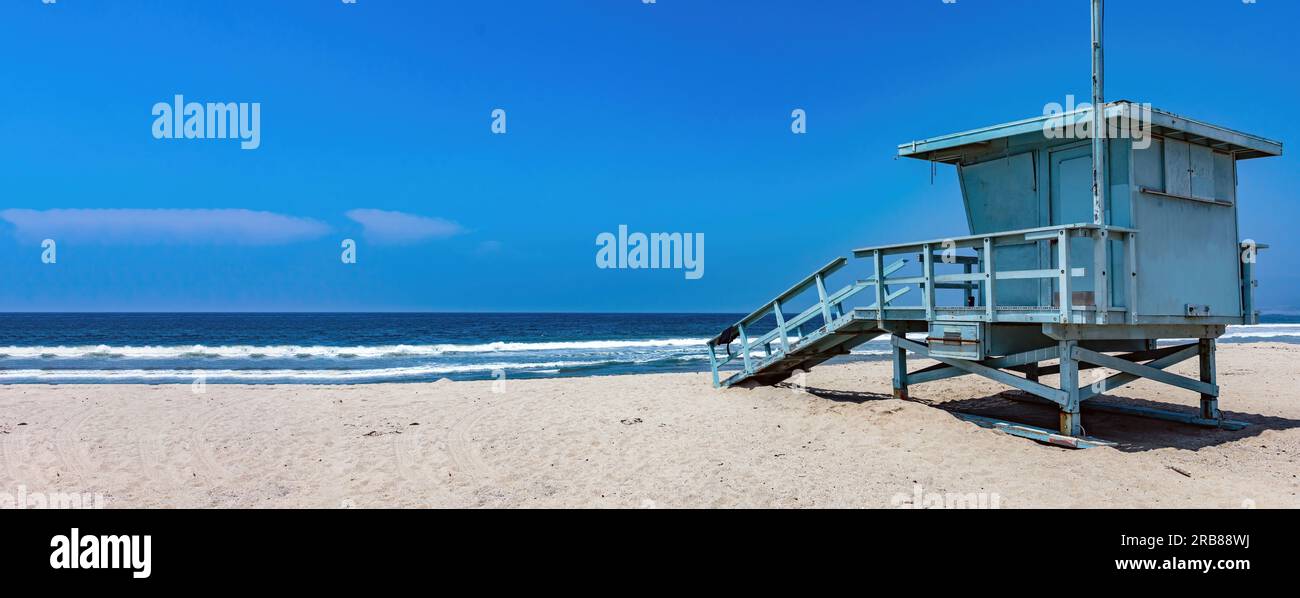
[1134,194,1241,317]
[1050,146,1097,297]
[1134,138,1164,192]
[1189,144,1216,200]
[1109,138,1133,308]
[960,153,1039,306]
[1213,151,1235,203]
[1164,138,1192,197]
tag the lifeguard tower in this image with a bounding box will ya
[706,3,1282,448]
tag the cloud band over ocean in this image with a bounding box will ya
[0,208,464,245]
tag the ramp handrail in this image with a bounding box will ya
[707,256,907,386]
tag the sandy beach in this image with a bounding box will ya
[1,342,1297,508]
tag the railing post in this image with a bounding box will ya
[1057,230,1072,324]
[983,236,995,322]
[1125,231,1139,324]
[922,243,935,322]
[814,274,834,327]
[772,302,791,354]
[963,262,974,307]
[873,250,886,322]
[1240,244,1255,325]
[737,323,753,373]
[1093,228,1110,325]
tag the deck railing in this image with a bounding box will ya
[708,223,1139,385]
[852,223,1138,325]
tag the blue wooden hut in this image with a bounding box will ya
[707,101,1282,448]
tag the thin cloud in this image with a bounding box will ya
[345,209,464,244]
[0,208,330,245]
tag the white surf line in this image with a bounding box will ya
[0,338,713,359]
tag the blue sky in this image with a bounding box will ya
[1,0,1296,312]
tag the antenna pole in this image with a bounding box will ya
[1090,0,1106,225]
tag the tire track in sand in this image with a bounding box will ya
[186,395,258,482]
[2,403,59,487]
[52,405,99,485]
[443,393,532,483]
[135,428,190,492]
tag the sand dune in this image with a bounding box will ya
[1,343,1297,508]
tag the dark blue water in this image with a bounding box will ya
[0,313,738,383]
[0,313,736,348]
[0,313,1294,384]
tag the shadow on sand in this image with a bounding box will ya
[793,385,1300,453]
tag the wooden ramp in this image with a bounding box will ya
[720,313,886,387]
[707,256,909,388]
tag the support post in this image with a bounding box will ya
[708,344,720,387]
[1059,340,1083,437]
[1199,337,1219,421]
[891,335,909,400]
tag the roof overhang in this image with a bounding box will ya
[898,101,1283,162]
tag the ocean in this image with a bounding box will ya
[0,312,1297,384]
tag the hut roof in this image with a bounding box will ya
[898,101,1282,162]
